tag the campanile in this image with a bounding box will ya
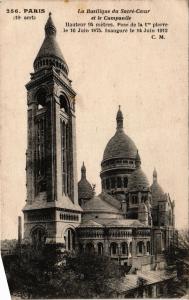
[23,13,82,249]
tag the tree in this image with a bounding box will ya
[3,245,122,299]
[164,229,189,298]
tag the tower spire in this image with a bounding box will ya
[45,12,56,36]
[116,105,123,130]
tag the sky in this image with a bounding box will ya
[1,0,188,239]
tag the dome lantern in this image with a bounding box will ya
[153,168,157,183]
[81,162,86,179]
[116,105,123,130]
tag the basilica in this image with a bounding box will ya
[22,13,175,274]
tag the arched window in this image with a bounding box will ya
[60,120,70,196]
[110,242,118,255]
[137,241,144,254]
[117,177,122,188]
[64,228,75,251]
[129,242,132,256]
[85,243,95,255]
[60,95,69,113]
[79,243,84,254]
[106,178,110,189]
[35,89,47,193]
[36,89,46,109]
[132,195,138,204]
[123,177,128,188]
[31,227,46,249]
[111,177,116,189]
[121,242,128,255]
[97,243,103,255]
[147,241,151,254]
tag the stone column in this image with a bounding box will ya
[138,192,142,204]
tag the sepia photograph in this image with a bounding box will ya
[0,0,188,299]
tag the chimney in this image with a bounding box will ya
[18,216,22,245]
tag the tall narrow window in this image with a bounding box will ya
[60,95,71,197]
[36,116,46,192]
[61,120,69,195]
[117,177,122,188]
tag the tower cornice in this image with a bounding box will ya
[26,69,76,97]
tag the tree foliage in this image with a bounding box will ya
[3,245,122,299]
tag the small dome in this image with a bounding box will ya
[150,169,164,205]
[128,167,150,191]
[78,162,93,200]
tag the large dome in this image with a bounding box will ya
[103,129,137,161]
[128,167,150,191]
[102,107,137,161]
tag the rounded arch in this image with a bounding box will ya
[59,93,70,114]
[97,242,103,255]
[85,242,95,255]
[146,241,151,254]
[30,225,47,249]
[110,242,118,256]
[78,243,84,254]
[63,227,76,251]
[129,241,132,256]
[35,86,50,109]
[121,242,128,255]
[137,241,144,255]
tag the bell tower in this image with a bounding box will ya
[23,13,82,249]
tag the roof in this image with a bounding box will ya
[78,219,104,228]
[107,270,177,293]
[99,191,121,209]
[127,166,150,191]
[23,192,82,212]
[34,13,68,71]
[82,195,121,214]
[80,218,148,228]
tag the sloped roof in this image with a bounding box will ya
[99,191,121,209]
[23,192,82,212]
[91,218,148,228]
[108,270,177,293]
[78,219,104,228]
[82,195,120,214]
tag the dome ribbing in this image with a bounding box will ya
[103,107,137,161]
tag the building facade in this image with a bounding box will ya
[23,14,175,272]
